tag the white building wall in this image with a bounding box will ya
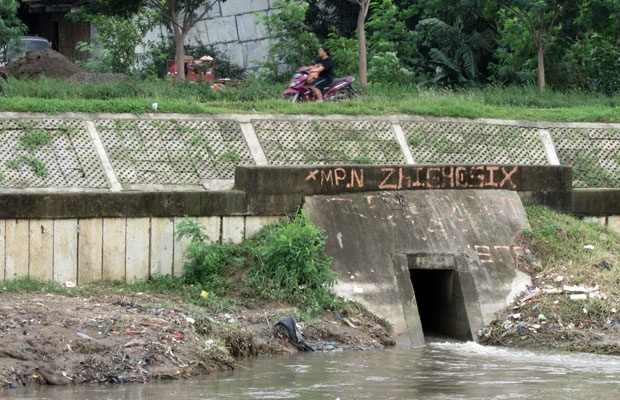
[141,0,276,72]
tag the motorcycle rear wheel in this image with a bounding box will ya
[283,93,300,103]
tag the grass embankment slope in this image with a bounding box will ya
[1,77,620,123]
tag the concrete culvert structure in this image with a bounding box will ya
[408,254,472,341]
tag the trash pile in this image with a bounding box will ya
[479,244,620,353]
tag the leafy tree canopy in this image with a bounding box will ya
[0,0,26,47]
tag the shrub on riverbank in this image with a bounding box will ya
[176,211,342,319]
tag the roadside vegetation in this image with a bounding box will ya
[0,77,619,123]
[1,0,619,122]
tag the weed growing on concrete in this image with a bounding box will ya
[219,151,240,163]
[19,156,48,177]
[571,151,619,187]
[20,129,52,152]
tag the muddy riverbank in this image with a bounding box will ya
[0,289,394,389]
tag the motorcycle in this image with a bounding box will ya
[283,66,355,103]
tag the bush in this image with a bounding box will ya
[369,51,416,86]
[246,211,336,291]
[176,211,340,317]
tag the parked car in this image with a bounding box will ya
[0,36,52,72]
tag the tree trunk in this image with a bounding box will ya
[537,42,545,93]
[174,27,186,81]
[357,3,369,89]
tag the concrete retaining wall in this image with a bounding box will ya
[0,215,281,283]
[141,0,276,71]
[0,112,619,285]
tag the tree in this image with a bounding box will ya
[0,0,26,48]
[81,0,226,80]
[352,0,372,88]
[257,0,319,80]
[148,0,227,80]
[496,1,565,92]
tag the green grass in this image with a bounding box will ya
[520,205,620,326]
[1,76,619,122]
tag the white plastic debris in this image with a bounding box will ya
[584,244,595,250]
[563,284,599,293]
[570,293,587,301]
[64,281,76,288]
[554,275,564,282]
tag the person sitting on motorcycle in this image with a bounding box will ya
[307,45,334,102]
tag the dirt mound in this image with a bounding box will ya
[6,49,82,80]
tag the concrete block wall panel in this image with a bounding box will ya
[609,216,620,233]
[29,219,54,281]
[236,13,267,42]
[222,216,245,243]
[78,219,104,284]
[197,16,238,44]
[150,217,175,278]
[102,218,127,282]
[0,220,4,280]
[6,220,29,280]
[0,215,273,283]
[53,220,79,283]
[220,0,271,15]
[126,218,151,283]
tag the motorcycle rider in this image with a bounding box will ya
[307,45,334,102]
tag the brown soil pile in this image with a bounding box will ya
[0,291,394,389]
[5,49,82,80]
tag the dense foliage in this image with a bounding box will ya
[0,0,25,48]
[175,212,341,318]
[286,0,620,92]
[2,0,620,93]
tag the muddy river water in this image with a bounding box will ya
[6,341,620,399]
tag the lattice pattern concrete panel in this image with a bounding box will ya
[253,119,405,165]
[96,119,254,184]
[401,121,547,165]
[549,127,620,187]
[0,119,108,188]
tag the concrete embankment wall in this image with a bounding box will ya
[0,113,618,286]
